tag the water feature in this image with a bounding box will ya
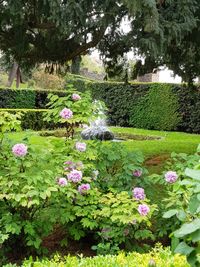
[81,101,114,141]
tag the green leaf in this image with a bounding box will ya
[163,209,178,218]
[189,195,199,214]
[174,219,200,238]
[190,229,200,242]
[185,168,200,181]
[174,242,194,255]
[176,210,186,221]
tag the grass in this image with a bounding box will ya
[111,127,200,157]
[6,127,200,158]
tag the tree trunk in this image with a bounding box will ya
[7,61,18,87]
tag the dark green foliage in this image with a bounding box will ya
[129,84,181,131]
[0,88,35,109]
[0,88,66,109]
[0,109,60,131]
[71,79,200,133]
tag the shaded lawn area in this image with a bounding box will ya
[110,127,200,156]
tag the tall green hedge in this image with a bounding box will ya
[0,82,199,133]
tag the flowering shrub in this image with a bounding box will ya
[44,86,94,138]
[162,146,200,266]
[0,92,157,264]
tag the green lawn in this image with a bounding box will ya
[6,127,200,158]
[111,127,200,157]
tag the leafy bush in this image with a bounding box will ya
[162,147,200,267]
[4,245,189,267]
[44,88,95,138]
[0,95,156,264]
[129,84,181,131]
[33,72,65,90]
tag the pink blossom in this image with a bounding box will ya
[133,170,142,177]
[67,170,82,183]
[60,108,73,119]
[12,143,28,157]
[165,171,178,183]
[132,187,146,200]
[58,177,67,186]
[72,93,81,101]
[78,183,90,194]
[138,204,150,216]
[75,142,86,152]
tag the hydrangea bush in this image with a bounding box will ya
[44,86,94,138]
[0,91,156,264]
[162,146,200,266]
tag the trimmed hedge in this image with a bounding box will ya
[0,109,61,131]
[0,87,66,109]
[0,81,200,133]
[4,247,189,267]
[83,81,200,133]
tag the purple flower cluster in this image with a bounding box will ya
[165,171,178,183]
[60,108,73,119]
[12,143,28,157]
[75,142,86,152]
[132,187,146,200]
[138,204,150,216]
[72,93,81,101]
[78,183,90,194]
[58,177,67,186]
[133,170,142,177]
[67,170,82,183]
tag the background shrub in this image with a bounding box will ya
[129,84,181,131]
[33,71,65,90]
[0,88,66,109]
[0,109,60,131]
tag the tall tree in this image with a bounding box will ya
[0,0,198,84]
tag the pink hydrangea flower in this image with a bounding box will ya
[12,143,28,157]
[165,171,178,183]
[138,204,150,216]
[132,187,146,200]
[78,183,90,194]
[60,108,73,119]
[72,93,81,101]
[58,177,67,186]
[67,170,82,183]
[133,170,142,177]
[75,142,86,152]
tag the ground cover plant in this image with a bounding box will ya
[3,245,189,267]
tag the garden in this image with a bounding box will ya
[0,1,200,267]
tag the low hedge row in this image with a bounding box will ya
[4,247,189,267]
[0,87,66,109]
[0,109,61,131]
